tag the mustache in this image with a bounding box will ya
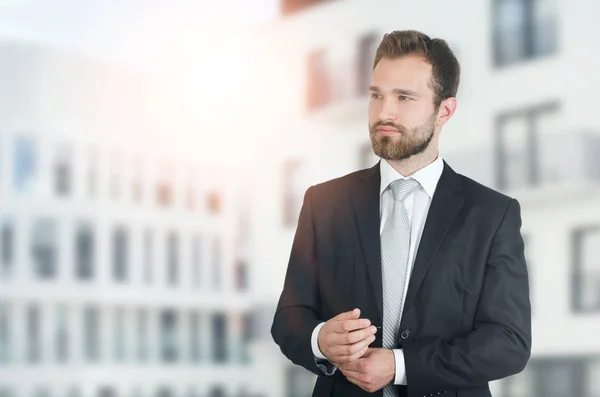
[370,121,406,132]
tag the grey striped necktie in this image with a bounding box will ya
[381,178,420,396]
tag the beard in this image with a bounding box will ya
[369,113,436,161]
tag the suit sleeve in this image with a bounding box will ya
[271,186,330,375]
[403,198,532,396]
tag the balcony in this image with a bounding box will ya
[443,131,600,202]
[280,0,336,17]
[304,56,369,126]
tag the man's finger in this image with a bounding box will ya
[331,334,375,357]
[344,326,377,344]
[333,345,369,364]
[332,308,361,321]
[333,318,371,333]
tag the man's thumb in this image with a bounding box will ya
[334,308,360,320]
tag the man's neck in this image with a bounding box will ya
[385,150,439,177]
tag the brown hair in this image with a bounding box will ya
[373,30,460,108]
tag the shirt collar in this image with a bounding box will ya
[379,155,444,199]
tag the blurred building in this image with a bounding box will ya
[0,41,261,397]
[248,0,600,396]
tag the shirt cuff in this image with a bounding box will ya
[393,349,407,385]
[311,322,328,359]
[311,322,337,376]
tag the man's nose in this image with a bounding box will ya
[379,100,398,122]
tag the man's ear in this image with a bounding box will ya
[436,97,457,127]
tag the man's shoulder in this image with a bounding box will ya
[454,170,517,211]
[310,168,370,193]
[305,167,372,208]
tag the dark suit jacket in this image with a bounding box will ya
[271,160,532,397]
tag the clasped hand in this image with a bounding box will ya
[317,308,396,393]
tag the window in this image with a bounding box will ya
[191,234,201,288]
[0,388,14,397]
[212,237,221,289]
[234,259,248,291]
[54,143,72,197]
[282,159,304,227]
[32,218,58,279]
[502,356,600,397]
[83,306,100,362]
[132,155,143,203]
[305,49,328,111]
[31,388,51,397]
[0,303,10,363]
[160,310,178,363]
[55,305,69,363]
[26,305,41,363]
[109,152,122,200]
[207,386,225,397]
[13,136,37,193]
[589,358,600,397]
[75,222,95,280]
[114,307,125,362]
[166,232,179,286]
[156,160,174,208]
[143,229,153,284]
[493,0,558,67]
[87,147,98,199]
[212,313,227,363]
[1,217,14,278]
[189,312,201,363]
[495,103,558,190]
[136,309,148,362]
[185,167,197,211]
[572,226,600,312]
[113,226,129,282]
[155,388,173,397]
[357,32,379,96]
[240,313,252,364]
[207,191,221,214]
[98,387,117,397]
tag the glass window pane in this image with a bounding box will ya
[13,137,37,193]
[54,143,72,197]
[500,115,530,189]
[167,232,179,286]
[0,303,10,363]
[76,222,94,280]
[1,217,14,276]
[160,310,178,363]
[83,306,100,361]
[55,305,69,362]
[32,218,57,279]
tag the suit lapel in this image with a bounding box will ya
[351,162,384,321]
[402,161,465,314]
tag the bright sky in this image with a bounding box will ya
[0,0,277,71]
[0,0,279,166]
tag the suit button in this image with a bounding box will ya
[400,330,410,340]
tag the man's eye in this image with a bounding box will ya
[371,93,381,99]
[398,96,410,101]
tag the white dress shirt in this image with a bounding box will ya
[311,155,444,384]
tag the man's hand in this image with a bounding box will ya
[317,308,377,365]
[339,348,396,393]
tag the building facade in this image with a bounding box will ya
[248,0,600,396]
[0,41,260,397]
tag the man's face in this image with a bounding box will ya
[368,55,439,161]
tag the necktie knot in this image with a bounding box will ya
[389,178,420,202]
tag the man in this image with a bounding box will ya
[271,30,531,397]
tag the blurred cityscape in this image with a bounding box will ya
[1,0,600,397]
